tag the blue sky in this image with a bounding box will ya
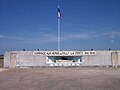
[0,0,120,54]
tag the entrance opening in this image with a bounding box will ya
[47,56,82,66]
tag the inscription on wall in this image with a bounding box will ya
[33,51,96,56]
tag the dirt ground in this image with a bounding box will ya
[0,68,120,90]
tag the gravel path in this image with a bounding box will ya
[0,68,120,90]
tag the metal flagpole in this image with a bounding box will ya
[58,5,61,51]
[58,17,60,51]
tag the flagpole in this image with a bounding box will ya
[58,17,60,51]
[58,6,61,51]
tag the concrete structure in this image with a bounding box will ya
[4,50,120,68]
[0,55,4,68]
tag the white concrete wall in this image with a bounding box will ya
[82,50,112,66]
[17,51,46,67]
[4,51,47,68]
[4,50,120,68]
[118,50,120,65]
[4,52,11,68]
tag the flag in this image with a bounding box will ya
[58,6,61,18]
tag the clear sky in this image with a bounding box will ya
[0,0,120,54]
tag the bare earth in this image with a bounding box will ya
[0,68,120,90]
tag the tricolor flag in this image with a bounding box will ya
[58,6,61,18]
